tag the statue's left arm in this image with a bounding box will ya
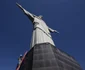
[48,27,59,33]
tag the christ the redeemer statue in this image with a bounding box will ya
[16,3,59,48]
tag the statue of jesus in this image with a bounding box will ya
[16,3,59,48]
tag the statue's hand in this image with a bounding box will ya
[16,3,24,11]
[54,30,59,33]
[48,27,59,33]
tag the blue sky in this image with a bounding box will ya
[0,0,85,70]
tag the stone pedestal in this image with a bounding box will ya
[16,43,82,70]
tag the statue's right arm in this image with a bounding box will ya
[16,3,34,19]
[48,27,59,33]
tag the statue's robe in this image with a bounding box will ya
[31,17,55,48]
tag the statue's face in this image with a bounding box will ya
[38,15,43,19]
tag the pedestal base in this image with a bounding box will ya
[16,43,82,70]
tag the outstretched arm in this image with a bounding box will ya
[16,3,34,19]
[48,27,59,33]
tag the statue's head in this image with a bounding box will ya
[38,15,43,19]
